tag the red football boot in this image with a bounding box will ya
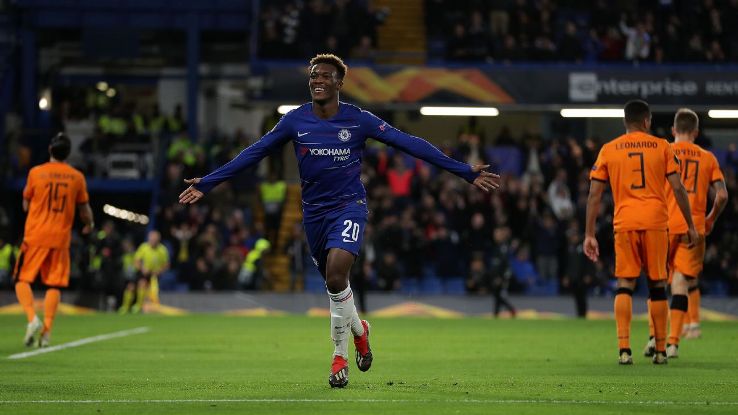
[353,320,373,372]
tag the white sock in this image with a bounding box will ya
[350,308,364,337]
[328,286,364,358]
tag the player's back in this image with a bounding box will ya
[667,141,723,234]
[23,162,88,249]
[593,131,679,232]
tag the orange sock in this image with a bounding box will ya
[43,289,61,334]
[682,308,691,326]
[649,287,668,352]
[15,282,36,323]
[688,288,700,326]
[669,294,688,345]
[614,288,633,350]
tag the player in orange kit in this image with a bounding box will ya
[643,109,728,358]
[584,100,698,365]
[13,133,95,347]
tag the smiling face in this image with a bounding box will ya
[309,63,342,104]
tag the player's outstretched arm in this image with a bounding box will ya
[705,180,728,235]
[667,172,699,246]
[363,111,500,189]
[178,116,293,204]
[583,180,605,263]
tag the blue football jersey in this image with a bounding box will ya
[194,102,478,221]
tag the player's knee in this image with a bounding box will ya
[648,286,667,301]
[325,273,347,293]
[616,278,636,290]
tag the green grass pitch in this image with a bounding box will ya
[1,314,737,414]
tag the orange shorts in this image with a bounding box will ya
[614,230,668,280]
[668,234,705,281]
[13,243,71,288]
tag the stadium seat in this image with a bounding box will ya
[400,277,420,295]
[304,270,325,293]
[157,270,178,291]
[443,277,466,295]
[526,279,558,296]
[421,276,443,295]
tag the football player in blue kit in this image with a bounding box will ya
[179,54,501,388]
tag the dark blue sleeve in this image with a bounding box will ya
[194,115,293,194]
[360,110,478,183]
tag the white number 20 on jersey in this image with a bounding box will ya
[341,220,360,243]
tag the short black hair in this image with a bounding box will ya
[624,100,651,125]
[673,108,699,134]
[309,54,347,80]
[49,132,71,161]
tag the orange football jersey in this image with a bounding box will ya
[590,131,680,232]
[22,162,89,249]
[666,141,724,234]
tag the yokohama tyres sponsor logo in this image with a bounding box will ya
[309,148,350,156]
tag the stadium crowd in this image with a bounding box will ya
[253,0,738,64]
[429,0,738,63]
[143,120,738,300]
[257,0,387,61]
[2,112,738,305]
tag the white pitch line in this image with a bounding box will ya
[7,327,150,360]
[0,399,736,406]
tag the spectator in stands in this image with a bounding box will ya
[532,31,557,61]
[285,223,309,292]
[299,0,330,57]
[534,210,559,282]
[189,243,219,291]
[238,238,271,290]
[0,237,16,289]
[599,26,625,61]
[464,212,492,257]
[386,154,413,207]
[446,23,472,61]
[510,243,538,289]
[547,169,574,221]
[167,104,186,133]
[467,10,491,61]
[558,21,583,62]
[259,171,287,245]
[620,18,651,60]
[349,35,377,63]
[376,251,401,291]
[562,220,590,318]
[213,250,242,290]
[685,33,707,61]
[466,253,489,294]
[496,34,526,62]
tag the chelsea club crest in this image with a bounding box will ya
[338,128,351,142]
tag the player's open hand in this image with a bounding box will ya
[583,236,599,263]
[471,165,501,192]
[685,227,700,248]
[179,178,204,205]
